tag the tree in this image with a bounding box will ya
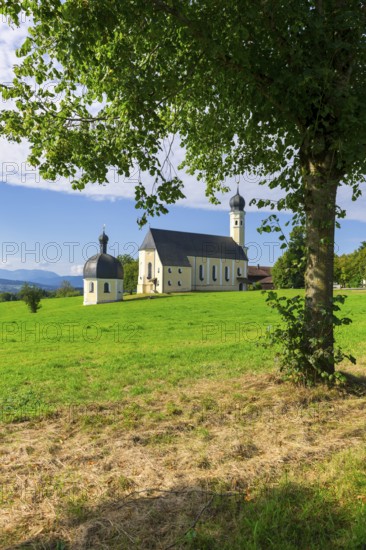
[117,255,139,294]
[1,1,366,380]
[272,227,306,289]
[19,283,42,313]
[0,292,18,302]
[334,243,366,287]
[55,280,80,297]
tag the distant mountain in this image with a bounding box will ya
[0,269,83,290]
[0,278,57,293]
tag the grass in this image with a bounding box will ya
[0,290,366,548]
[184,447,366,549]
[1,371,365,548]
[1,291,278,416]
[0,290,365,417]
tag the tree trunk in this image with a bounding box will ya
[302,155,341,378]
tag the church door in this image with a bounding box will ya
[239,283,244,291]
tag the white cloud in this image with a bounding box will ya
[1,19,366,222]
[70,264,84,276]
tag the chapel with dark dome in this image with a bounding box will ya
[83,229,124,305]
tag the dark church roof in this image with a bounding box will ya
[84,230,123,279]
[140,228,248,266]
[84,253,124,279]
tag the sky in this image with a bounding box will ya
[0,15,365,276]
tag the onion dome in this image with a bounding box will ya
[229,187,245,212]
[83,229,123,279]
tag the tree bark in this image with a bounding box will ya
[302,153,341,377]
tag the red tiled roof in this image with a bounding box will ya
[259,276,273,284]
[248,266,272,278]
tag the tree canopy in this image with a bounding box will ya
[55,280,80,297]
[2,0,366,380]
[1,1,365,220]
[334,244,366,287]
[272,226,306,289]
[117,254,138,294]
[19,283,42,313]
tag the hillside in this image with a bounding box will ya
[0,277,58,293]
[0,268,83,289]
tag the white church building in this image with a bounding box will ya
[137,189,248,294]
[83,230,124,305]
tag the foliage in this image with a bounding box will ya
[55,280,81,298]
[0,292,18,302]
[19,283,43,313]
[1,1,365,214]
[272,226,306,289]
[2,1,366,378]
[124,262,139,294]
[117,254,137,266]
[117,254,139,294]
[264,291,355,385]
[252,282,263,291]
[334,243,366,288]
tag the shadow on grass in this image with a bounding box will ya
[5,481,365,550]
[122,293,195,303]
[340,371,366,396]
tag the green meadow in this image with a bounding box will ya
[0,290,365,414]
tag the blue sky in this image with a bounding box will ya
[0,180,289,275]
[0,180,364,276]
[0,17,366,275]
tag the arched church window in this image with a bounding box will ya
[147,262,152,279]
[225,266,230,282]
[168,280,172,286]
[178,280,182,286]
[235,220,238,226]
[104,282,110,293]
[178,268,182,273]
[199,265,204,281]
[168,267,172,273]
[237,267,242,276]
[212,265,217,282]
[89,282,94,293]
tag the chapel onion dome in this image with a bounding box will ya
[83,230,124,279]
[229,188,246,212]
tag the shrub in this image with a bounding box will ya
[19,283,43,313]
[263,291,355,385]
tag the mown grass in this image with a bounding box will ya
[0,290,364,417]
[1,371,365,549]
[184,447,366,550]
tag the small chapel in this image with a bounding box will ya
[83,230,124,305]
[137,189,249,294]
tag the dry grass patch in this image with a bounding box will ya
[1,368,366,549]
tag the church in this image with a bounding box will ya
[83,229,124,305]
[137,189,249,294]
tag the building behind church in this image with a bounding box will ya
[137,189,249,294]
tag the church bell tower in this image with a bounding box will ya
[229,187,245,247]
